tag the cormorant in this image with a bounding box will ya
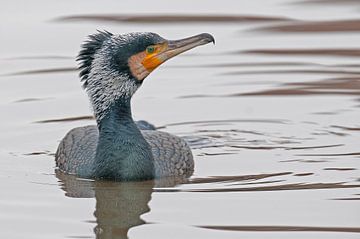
[55,31,215,181]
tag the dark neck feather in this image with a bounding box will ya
[93,97,154,181]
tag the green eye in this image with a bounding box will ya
[146,46,155,54]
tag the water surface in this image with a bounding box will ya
[0,0,359,238]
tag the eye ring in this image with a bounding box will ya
[146,46,155,54]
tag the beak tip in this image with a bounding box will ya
[201,33,215,45]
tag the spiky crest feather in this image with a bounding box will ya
[77,30,113,88]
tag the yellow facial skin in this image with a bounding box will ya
[128,43,167,81]
[142,43,168,72]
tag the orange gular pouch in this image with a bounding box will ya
[142,55,163,72]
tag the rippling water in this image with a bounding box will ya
[1,0,359,238]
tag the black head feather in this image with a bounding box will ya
[76,30,113,88]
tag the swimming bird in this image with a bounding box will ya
[55,31,215,181]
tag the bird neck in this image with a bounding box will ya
[93,97,155,180]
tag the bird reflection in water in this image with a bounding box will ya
[56,171,187,239]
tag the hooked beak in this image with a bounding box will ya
[162,33,215,60]
[142,33,215,72]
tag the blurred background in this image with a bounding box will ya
[1,0,359,238]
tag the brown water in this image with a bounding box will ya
[1,0,359,238]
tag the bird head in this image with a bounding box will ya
[77,31,214,121]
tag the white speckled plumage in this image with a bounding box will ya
[85,39,137,122]
[86,60,138,123]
